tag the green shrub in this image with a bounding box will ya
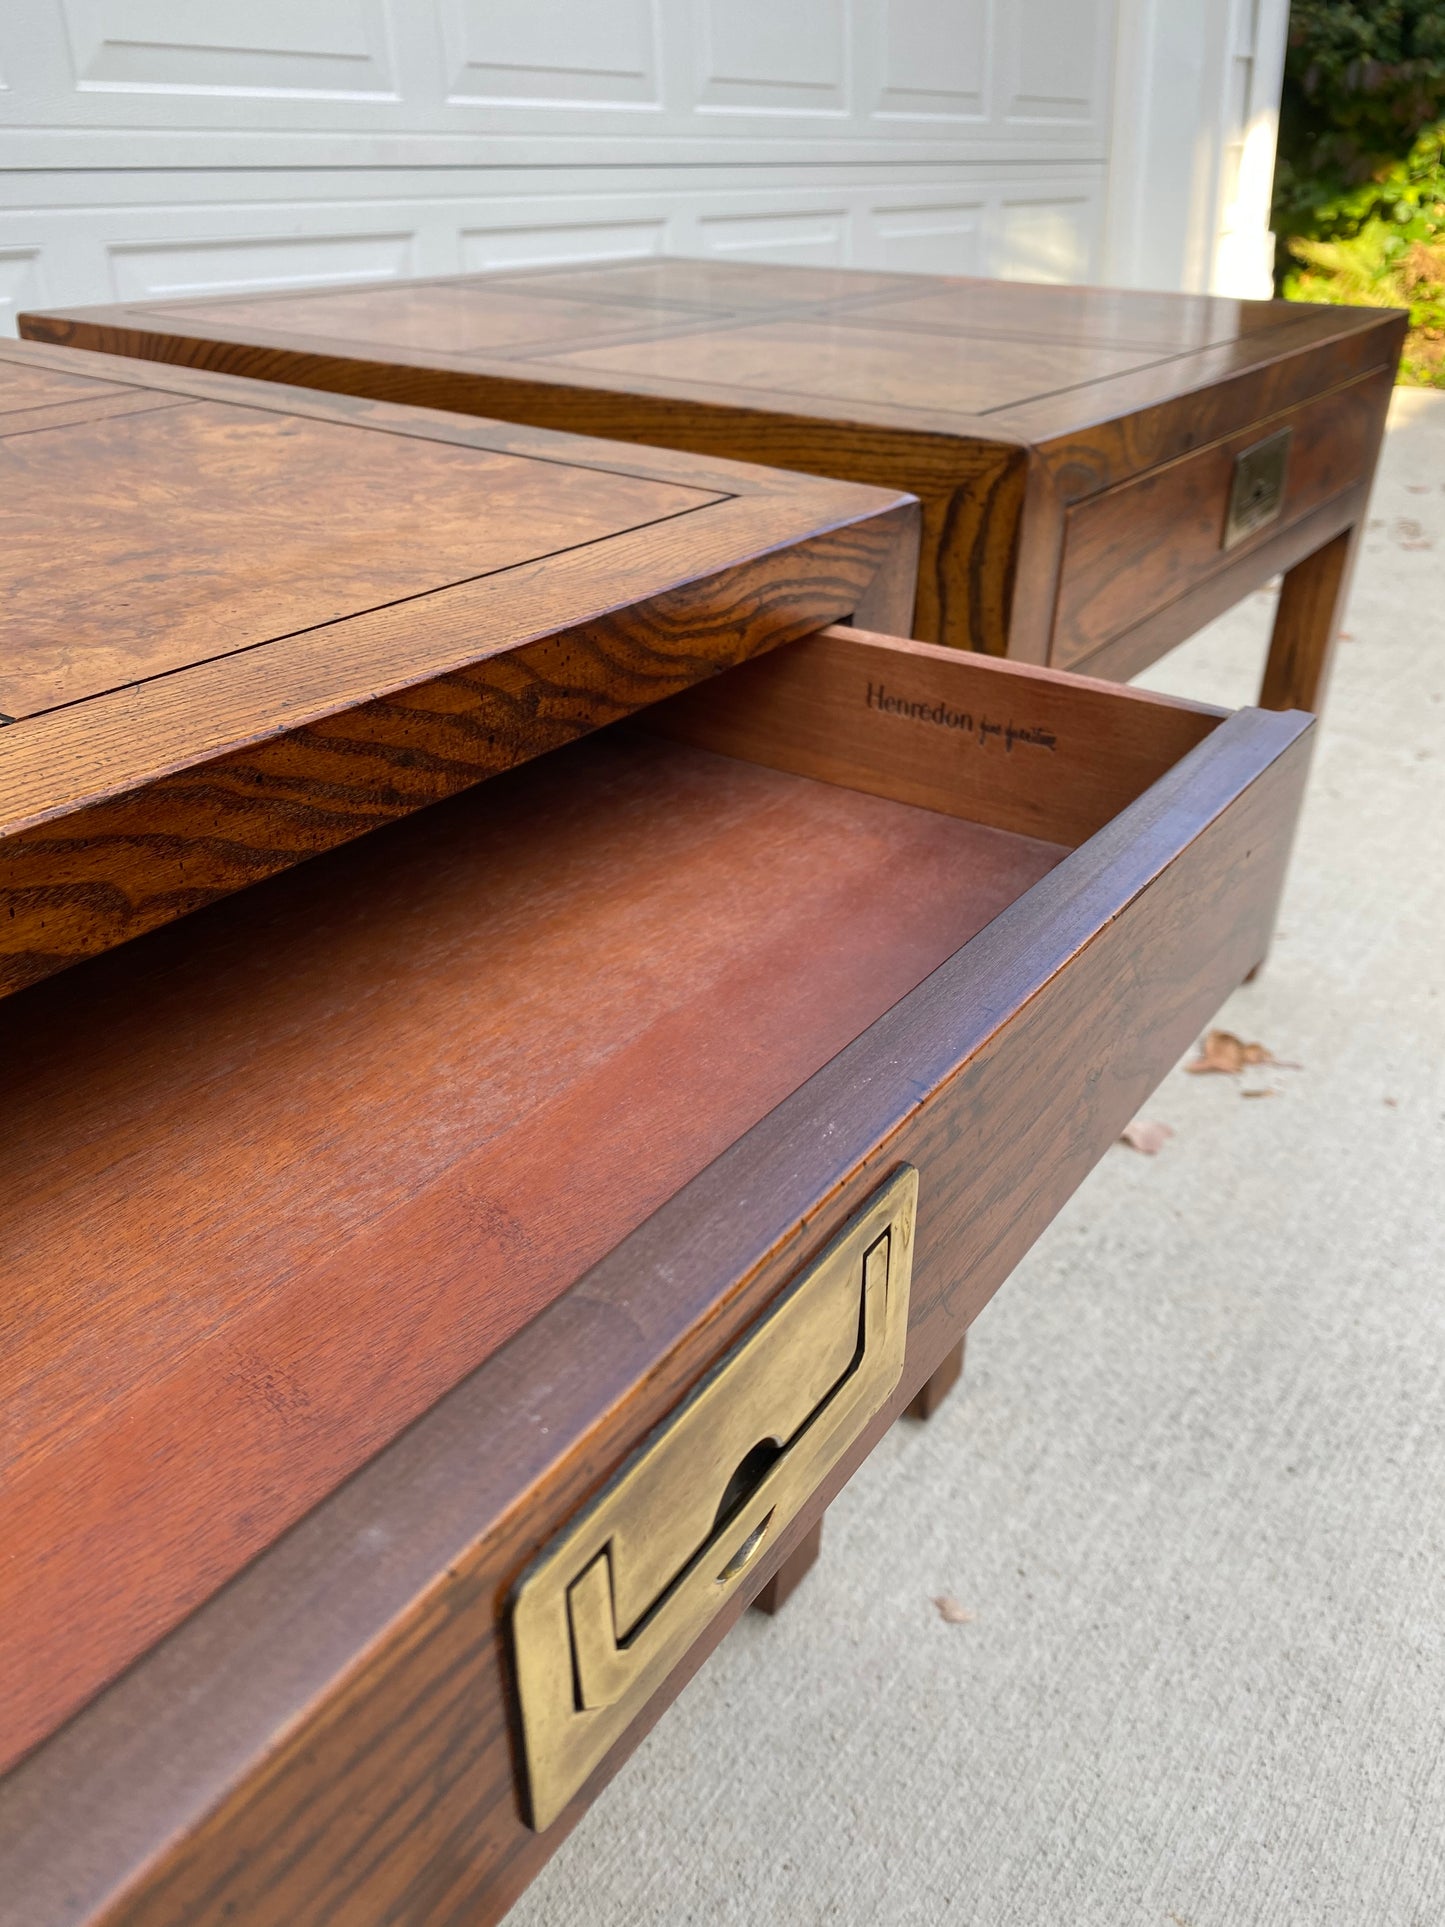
[1272,1,1445,385]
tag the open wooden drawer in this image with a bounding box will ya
[0,626,1312,1926]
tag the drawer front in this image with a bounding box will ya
[0,644,1315,1927]
[1051,365,1393,669]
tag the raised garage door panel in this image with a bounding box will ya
[0,0,1117,328]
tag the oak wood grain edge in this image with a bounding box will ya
[17,315,1023,653]
[1020,312,1406,495]
[3,490,916,835]
[852,508,920,636]
[997,445,1061,663]
[0,505,918,995]
[0,703,1313,1927]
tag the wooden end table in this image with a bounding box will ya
[24,259,1405,712]
[0,334,1316,1927]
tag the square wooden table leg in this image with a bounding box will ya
[1259,522,1361,715]
[1247,521,1363,982]
[751,1517,824,1616]
[905,1335,966,1421]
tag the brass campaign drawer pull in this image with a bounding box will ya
[510,1165,917,1829]
[1223,426,1291,549]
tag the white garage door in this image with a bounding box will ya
[0,0,1285,331]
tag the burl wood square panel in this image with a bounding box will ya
[0,334,917,994]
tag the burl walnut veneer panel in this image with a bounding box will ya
[0,334,917,995]
[24,257,1405,712]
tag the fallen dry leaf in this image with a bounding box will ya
[932,1595,976,1625]
[1384,1096,1399,1109]
[1241,1086,1280,1099]
[1185,1029,1293,1075]
[1119,1117,1174,1155]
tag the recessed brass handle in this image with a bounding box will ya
[509,1166,917,1829]
[1223,427,1291,549]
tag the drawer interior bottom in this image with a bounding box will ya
[1,714,1067,1772]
